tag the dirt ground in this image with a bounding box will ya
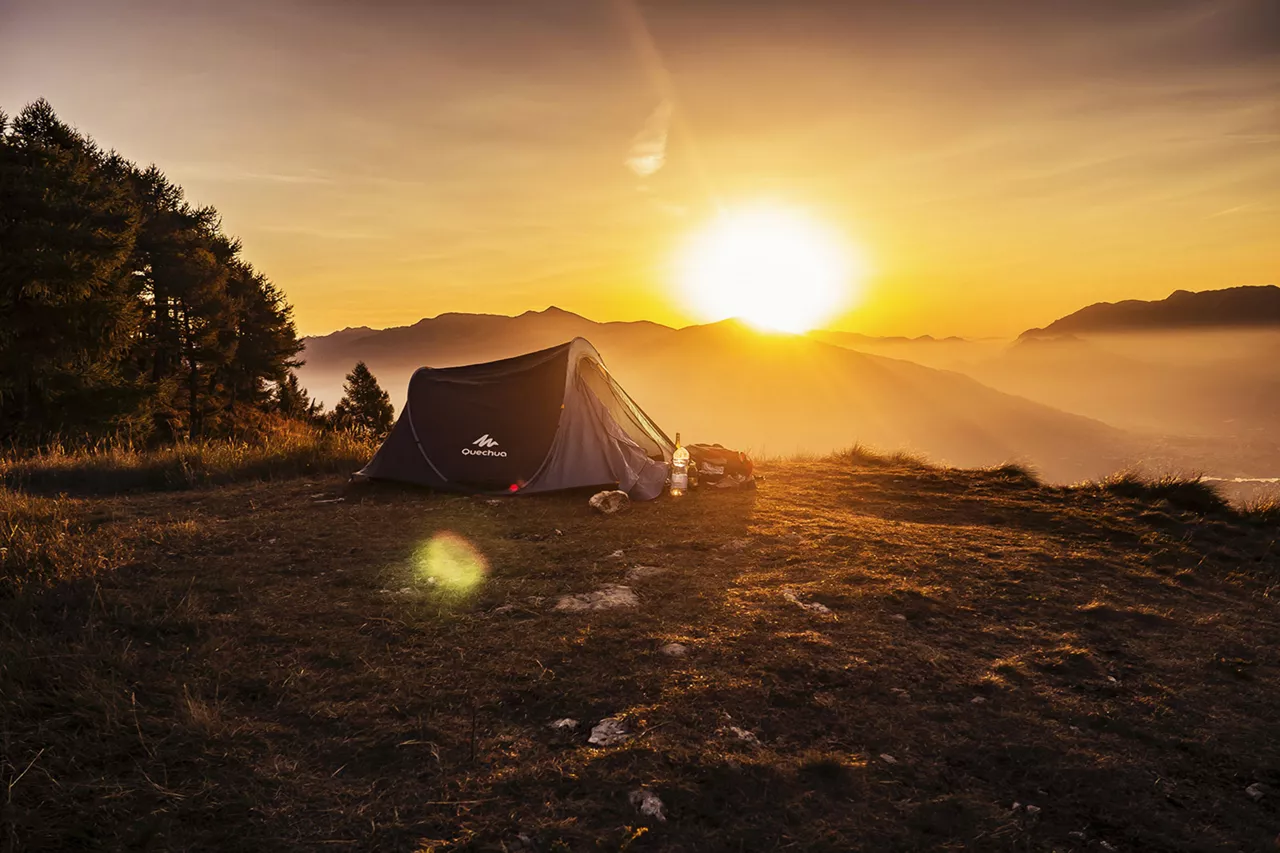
[3,460,1279,851]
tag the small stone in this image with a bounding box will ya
[719,538,752,551]
[879,753,898,765]
[660,642,689,657]
[629,788,666,822]
[548,718,578,731]
[1024,804,1042,817]
[889,614,908,622]
[971,696,987,705]
[554,585,640,612]
[607,549,625,559]
[626,565,667,581]
[1068,831,1086,841]
[588,717,633,746]
[1099,843,1117,852]
[890,688,910,698]
[589,490,631,514]
[728,726,761,746]
[492,604,516,615]
[782,588,832,614]
[1246,782,1268,801]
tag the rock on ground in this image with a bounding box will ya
[629,789,667,821]
[554,585,639,612]
[588,718,632,746]
[660,642,689,657]
[782,588,832,614]
[626,565,667,581]
[589,490,631,514]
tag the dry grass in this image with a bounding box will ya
[1239,495,1280,526]
[830,441,937,469]
[1,427,377,496]
[3,458,1279,851]
[0,487,128,595]
[1084,470,1230,516]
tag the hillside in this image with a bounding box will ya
[972,333,1280,439]
[300,310,1134,483]
[299,308,674,407]
[1021,285,1280,338]
[808,329,1001,371]
[604,320,1131,482]
[4,459,1279,851]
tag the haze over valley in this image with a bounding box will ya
[298,285,1280,491]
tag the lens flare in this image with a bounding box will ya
[411,532,487,597]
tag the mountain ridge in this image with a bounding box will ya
[1020,285,1280,338]
[296,305,1136,482]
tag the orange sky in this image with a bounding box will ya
[2,0,1277,338]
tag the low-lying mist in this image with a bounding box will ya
[296,312,1280,493]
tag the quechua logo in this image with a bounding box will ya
[463,434,507,456]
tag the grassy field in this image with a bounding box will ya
[1,428,379,497]
[2,451,1279,851]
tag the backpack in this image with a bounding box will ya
[687,443,755,488]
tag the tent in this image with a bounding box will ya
[355,338,674,499]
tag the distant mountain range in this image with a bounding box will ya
[298,285,1280,483]
[1020,285,1280,338]
[300,308,1134,482]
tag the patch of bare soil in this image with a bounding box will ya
[3,461,1279,851]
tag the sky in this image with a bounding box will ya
[2,0,1278,338]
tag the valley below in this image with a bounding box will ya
[297,300,1280,498]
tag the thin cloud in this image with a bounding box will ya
[625,99,672,178]
[648,197,688,217]
[171,162,336,185]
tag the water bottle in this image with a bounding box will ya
[670,432,690,497]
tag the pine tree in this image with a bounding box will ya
[331,362,393,436]
[274,372,323,423]
[0,100,145,441]
[223,264,303,414]
[129,168,237,437]
[0,99,307,444]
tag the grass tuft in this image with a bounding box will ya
[984,461,1041,487]
[1238,495,1280,526]
[831,442,935,469]
[1091,471,1230,516]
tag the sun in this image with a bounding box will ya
[676,204,866,333]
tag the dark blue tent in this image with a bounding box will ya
[356,338,673,499]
